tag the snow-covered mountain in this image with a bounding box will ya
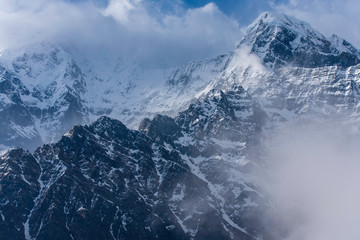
[1,11,360,150]
[0,42,87,149]
[1,11,360,239]
[216,12,360,125]
[0,41,232,150]
[240,12,360,68]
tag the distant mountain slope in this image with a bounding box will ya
[1,12,360,150]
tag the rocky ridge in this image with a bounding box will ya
[0,86,269,239]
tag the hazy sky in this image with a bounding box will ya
[0,0,359,68]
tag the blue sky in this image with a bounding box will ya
[182,0,284,24]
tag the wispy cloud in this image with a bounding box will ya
[0,0,242,68]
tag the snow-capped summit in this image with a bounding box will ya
[239,11,360,68]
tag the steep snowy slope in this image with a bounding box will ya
[0,64,42,150]
[84,53,230,128]
[0,42,86,149]
[240,12,360,68]
[0,42,230,150]
[212,12,360,124]
[1,11,360,153]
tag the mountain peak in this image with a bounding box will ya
[89,116,128,138]
[240,11,360,68]
[245,11,312,34]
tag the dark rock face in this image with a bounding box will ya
[0,148,40,239]
[138,115,181,144]
[0,87,267,239]
[139,86,269,238]
[175,86,261,144]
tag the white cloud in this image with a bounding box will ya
[263,120,360,240]
[103,0,152,27]
[0,0,242,68]
[275,0,360,48]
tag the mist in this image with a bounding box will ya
[261,119,360,240]
[0,0,242,68]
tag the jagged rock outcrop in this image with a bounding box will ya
[1,94,267,239]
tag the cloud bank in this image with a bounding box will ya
[263,120,360,240]
[0,0,242,68]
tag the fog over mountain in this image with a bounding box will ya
[0,0,242,68]
[264,121,360,240]
[1,2,360,240]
